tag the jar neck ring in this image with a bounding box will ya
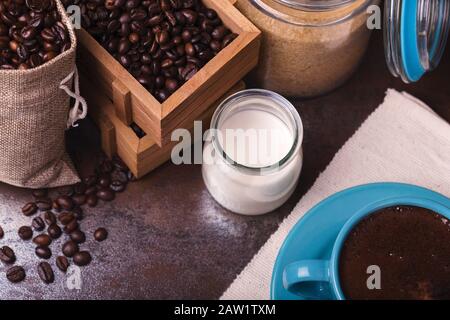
[384,0,450,82]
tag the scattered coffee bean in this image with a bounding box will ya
[52,199,62,212]
[94,228,108,242]
[72,206,84,221]
[62,240,79,258]
[98,175,111,188]
[56,256,69,272]
[33,234,52,247]
[56,196,74,211]
[58,212,75,225]
[47,224,62,239]
[83,175,97,187]
[35,198,52,211]
[0,225,3,239]
[43,211,57,226]
[35,246,52,259]
[37,262,54,284]
[0,246,16,264]
[18,226,33,240]
[32,217,45,231]
[6,266,26,283]
[32,189,48,199]
[63,219,79,234]
[22,202,38,216]
[73,251,92,267]
[85,186,98,196]
[57,185,75,197]
[97,188,115,201]
[72,194,87,206]
[86,194,98,207]
[110,180,125,193]
[70,230,86,244]
[111,169,129,184]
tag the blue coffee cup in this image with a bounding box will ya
[282,197,450,300]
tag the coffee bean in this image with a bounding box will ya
[18,226,33,240]
[47,224,62,239]
[86,194,98,207]
[22,202,38,216]
[56,256,69,272]
[63,219,78,234]
[43,211,57,225]
[33,234,52,246]
[35,246,52,259]
[97,188,115,201]
[73,251,92,266]
[32,189,48,199]
[62,240,79,258]
[94,228,108,242]
[211,26,228,40]
[52,199,61,212]
[72,194,87,206]
[57,185,75,197]
[111,169,129,183]
[37,262,54,284]
[56,195,74,211]
[32,217,45,231]
[110,180,126,193]
[85,185,98,196]
[70,230,86,244]
[83,175,97,187]
[97,175,111,188]
[58,212,75,225]
[222,33,237,47]
[6,266,25,283]
[0,246,16,264]
[35,198,52,211]
[72,206,84,221]
[0,225,3,239]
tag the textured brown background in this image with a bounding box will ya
[0,32,448,299]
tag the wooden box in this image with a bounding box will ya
[82,76,245,179]
[77,0,260,147]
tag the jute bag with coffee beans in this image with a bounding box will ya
[0,0,87,188]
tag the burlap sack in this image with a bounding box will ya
[0,0,86,189]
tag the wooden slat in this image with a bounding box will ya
[112,79,132,125]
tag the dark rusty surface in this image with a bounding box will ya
[0,32,449,299]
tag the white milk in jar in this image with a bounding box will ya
[202,90,303,215]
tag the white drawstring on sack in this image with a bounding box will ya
[59,67,88,129]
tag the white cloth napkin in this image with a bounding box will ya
[221,89,450,300]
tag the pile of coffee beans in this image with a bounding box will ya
[62,0,237,102]
[2,156,132,284]
[0,0,71,70]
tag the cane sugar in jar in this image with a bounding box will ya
[202,90,303,216]
[236,0,377,97]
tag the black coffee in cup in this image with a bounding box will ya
[339,206,450,300]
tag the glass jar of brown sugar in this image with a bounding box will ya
[236,0,377,97]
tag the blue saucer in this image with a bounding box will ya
[271,183,450,300]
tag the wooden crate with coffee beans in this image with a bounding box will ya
[65,0,261,147]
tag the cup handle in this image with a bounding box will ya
[283,260,332,300]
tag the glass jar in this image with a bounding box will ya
[236,0,377,97]
[202,89,303,216]
[384,0,450,82]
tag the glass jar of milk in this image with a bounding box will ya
[202,90,303,216]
